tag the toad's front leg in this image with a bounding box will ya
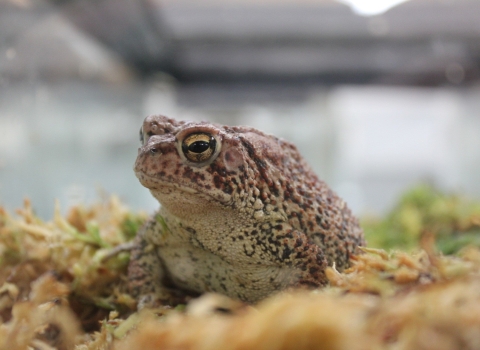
[272,229,330,288]
[128,217,190,308]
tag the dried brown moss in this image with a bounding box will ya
[1,194,480,350]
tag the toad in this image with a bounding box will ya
[129,115,364,307]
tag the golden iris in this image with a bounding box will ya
[182,133,216,163]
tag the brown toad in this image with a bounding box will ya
[129,115,364,306]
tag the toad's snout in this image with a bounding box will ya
[135,137,178,177]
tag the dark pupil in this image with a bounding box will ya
[188,140,210,153]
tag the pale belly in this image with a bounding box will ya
[157,245,300,302]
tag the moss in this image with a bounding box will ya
[363,184,480,254]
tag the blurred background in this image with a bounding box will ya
[1,0,480,219]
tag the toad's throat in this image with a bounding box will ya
[135,172,233,205]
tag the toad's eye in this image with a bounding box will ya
[139,127,144,144]
[181,133,216,163]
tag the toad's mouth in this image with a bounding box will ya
[135,172,232,205]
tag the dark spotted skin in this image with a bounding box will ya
[129,115,365,307]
